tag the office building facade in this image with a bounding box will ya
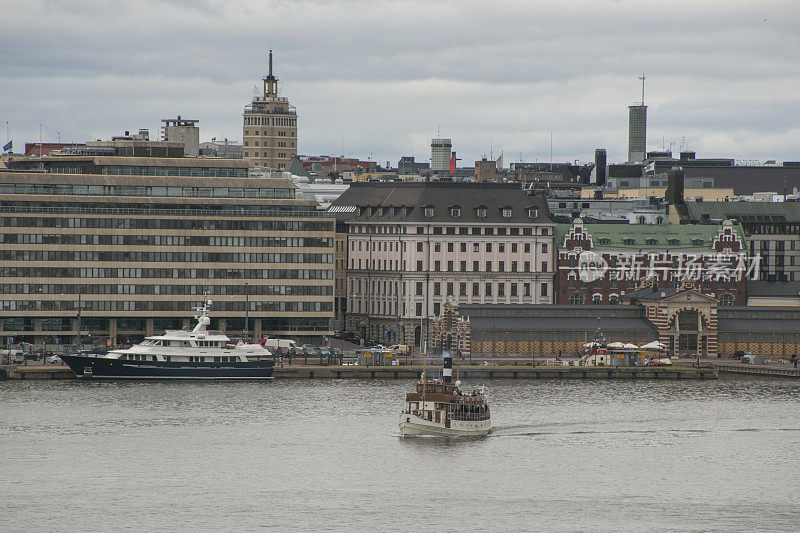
[0,172,334,347]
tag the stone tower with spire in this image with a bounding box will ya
[242,50,298,170]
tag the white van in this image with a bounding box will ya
[261,338,297,351]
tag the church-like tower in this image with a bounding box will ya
[242,51,298,170]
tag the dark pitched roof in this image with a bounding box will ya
[685,201,800,224]
[329,182,553,224]
[683,166,800,195]
[747,280,800,297]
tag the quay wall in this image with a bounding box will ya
[1,364,716,380]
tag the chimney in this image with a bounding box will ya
[665,167,685,205]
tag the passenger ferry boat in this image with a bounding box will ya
[60,300,274,380]
[399,356,491,437]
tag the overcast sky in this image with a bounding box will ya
[1,0,798,166]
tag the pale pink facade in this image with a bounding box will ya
[343,199,555,346]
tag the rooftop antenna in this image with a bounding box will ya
[639,73,646,105]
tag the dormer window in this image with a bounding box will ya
[623,238,635,245]
[692,239,704,246]
[668,239,680,246]
[476,205,488,218]
[645,239,658,245]
[450,205,461,218]
[527,207,538,219]
[424,205,434,218]
[501,206,512,219]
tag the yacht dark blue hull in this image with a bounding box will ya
[60,354,275,380]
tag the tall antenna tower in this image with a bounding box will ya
[639,73,646,105]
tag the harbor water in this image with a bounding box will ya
[2,376,799,531]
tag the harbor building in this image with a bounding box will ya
[435,299,800,359]
[332,181,555,347]
[555,218,749,306]
[0,171,334,347]
[243,51,298,170]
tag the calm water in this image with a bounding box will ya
[1,376,799,532]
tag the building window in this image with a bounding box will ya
[434,282,441,296]
[501,207,512,218]
[524,283,531,297]
[542,243,548,253]
[416,261,423,271]
[476,206,487,218]
[435,260,441,271]
[417,242,423,252]
[541,283,548,297]
[486,261,492,271]
[447,261,453,271]
[486,243,492,252]
[416,302,422,316]
[446,282,453,296]
[485,283,493,296]
[459,282,467,296]
[498,261,505,272]
[498,243,505,253]
[460,261,467,271]
[424,206,434,217]
[541,261,548,272]
[460,243,467,252]
[450,206,461,217]
[447,243,454,252]
[416,282,423,296]
[473,261,479,271]
[511,283,518,297]
[434,242,441,252]
[592,294,602,305]
[719,293,734,306]
[498,283,505,297]
[472,283,479,296]
[569,293,584,305]
[433,303,440,316]
[524,261,530,272]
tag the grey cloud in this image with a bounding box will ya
[1,0,799,165]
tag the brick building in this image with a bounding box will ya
[555,218,749,306]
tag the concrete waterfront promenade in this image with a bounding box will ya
[1,362,718,380]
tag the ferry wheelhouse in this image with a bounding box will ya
[60,300,274,380]
[399,357,491,437]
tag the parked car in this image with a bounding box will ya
[46,354,62,364]
[647,358,672,366]
[301,344,320,356]
[11,354,25,364]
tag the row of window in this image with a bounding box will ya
[243,116,296,127]
[2,284,332,297]
[0,251,333,264]
[349,224,551,236]
[100,166,248,178]
[0,234,332,248]
[0,183,292,199]
[1,300,333,313]
[350,280,549,299]
[0,267,333,280]
[1,217,333,232]
[2,316,330,332]
[349,257,550,272]
[349,240,547,255]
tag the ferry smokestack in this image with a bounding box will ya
[443,356,453,383]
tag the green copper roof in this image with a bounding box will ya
[555,221,745,251]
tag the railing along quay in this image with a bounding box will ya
[712,362,800,378]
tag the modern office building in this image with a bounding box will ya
[333,182,555,347]
[0,171,334,347]
[430,138,452,173]
[627,104,647,164]
[243,51,298,170]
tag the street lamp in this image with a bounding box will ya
[244,282,249,343]
[76,285,82,353]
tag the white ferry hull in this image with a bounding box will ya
[399,413,491,437]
